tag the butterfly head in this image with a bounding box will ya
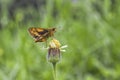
[52,28,56,32]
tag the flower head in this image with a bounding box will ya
[46,38,67,64]
[47,38,61,63]
[49,38,61,48]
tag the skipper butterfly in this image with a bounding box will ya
[28,27,56,42]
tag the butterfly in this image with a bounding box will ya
[28,27,56,42]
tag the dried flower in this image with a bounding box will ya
[47,38,61,63]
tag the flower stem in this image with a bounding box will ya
[52,62,57,80]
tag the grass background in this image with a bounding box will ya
[0,0,120,80]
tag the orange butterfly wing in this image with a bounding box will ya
[28,27,56,42]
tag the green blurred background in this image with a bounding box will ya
[0,0,120,80]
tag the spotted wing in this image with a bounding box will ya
[28,27,49,42]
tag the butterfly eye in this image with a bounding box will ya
[52,28,56,31]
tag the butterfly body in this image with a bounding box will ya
[28,27,56,42]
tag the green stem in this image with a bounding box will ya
[52,62,57,80]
